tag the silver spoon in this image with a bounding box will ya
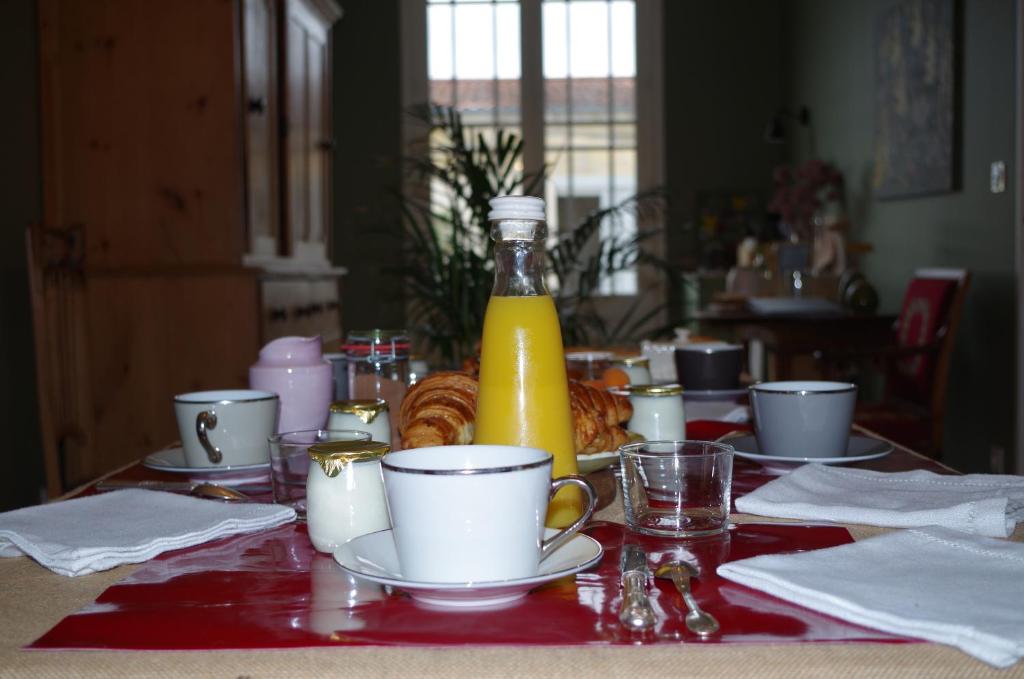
[189,483,251,502]
[654,561,720,637]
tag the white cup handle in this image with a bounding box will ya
[539,475,597,562]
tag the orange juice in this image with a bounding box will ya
[474,294,582,527]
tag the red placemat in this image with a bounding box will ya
[32,419,942,651]
[30,520,910,650]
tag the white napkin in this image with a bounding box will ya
[717,527,1024,668]
[0,489,296,576]
[735,464,1024,537]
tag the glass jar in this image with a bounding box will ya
[306,440,391,554]
[565,351,614,382]
[344,329,409,443]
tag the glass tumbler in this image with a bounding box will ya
[268,428,371,517]
[619,440,734,538]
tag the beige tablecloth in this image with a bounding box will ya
[2,458,1023,677]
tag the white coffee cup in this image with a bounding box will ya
[174,390,279,468]
[380,445,597,583]
[749,381,857,458]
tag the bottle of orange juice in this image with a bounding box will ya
[474,195,582,528]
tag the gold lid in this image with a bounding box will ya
[627,384,684,396]
[329,398,389,424]
[308,440,391,478]
[613,355,650,368]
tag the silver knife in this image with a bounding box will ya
[618,544,656,630]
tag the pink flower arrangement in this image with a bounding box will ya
[767,159,844,240]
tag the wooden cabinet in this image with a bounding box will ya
[30,0,342,496]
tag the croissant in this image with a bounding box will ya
[568,381,633,455]
[399,371,478,449]
[398,371,632,456]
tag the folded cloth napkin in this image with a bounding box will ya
[735,464,1024,537]
[717,527,1024,668]
[0,489,296,576]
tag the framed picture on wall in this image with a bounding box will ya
[872,0,956,199]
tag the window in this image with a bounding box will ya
[408,0,662,298]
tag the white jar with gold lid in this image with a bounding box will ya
[612,355,652,385]
[626,384,686,441]
[306,440,392,553]
[327,398,391,444]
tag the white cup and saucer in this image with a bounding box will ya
[333,444,603,608]
[144,390,279,478]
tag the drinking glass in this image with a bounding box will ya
[619,440,734,538]
[269,429,371,516]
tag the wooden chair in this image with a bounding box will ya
[817,268,970,458]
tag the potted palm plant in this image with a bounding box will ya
[399,104,665,367]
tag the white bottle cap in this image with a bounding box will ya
[488,195,546,222]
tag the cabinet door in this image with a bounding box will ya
[242,0,281,258]
[282,0,339,265]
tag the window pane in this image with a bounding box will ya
[544,78,569,123]
[454,4,495,79]
[457,80,497,118]
[571,77,609,124]
[427,4,453,80]
[496,78,521,125]
[610,123,635,149]
[545,123,569,151]
[610,149,637,203]
[495,4,521,79]
[572,122,611,149]
[429,79,456,108]
[571,149,611,200]
[610,1,635,77]
[612,77,635,121]
[542,1,568,78]
[568,1,609,78]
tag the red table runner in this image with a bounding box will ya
[30,421,944,651]
[31,520,908,650]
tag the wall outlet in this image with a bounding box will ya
[990,161,1006,193]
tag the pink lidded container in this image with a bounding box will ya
[249,336,334,433]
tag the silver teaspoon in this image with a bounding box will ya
[190,483,252,502]
[654,561,720,637]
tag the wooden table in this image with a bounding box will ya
[1,429,1021,678]
[693,306,897,381]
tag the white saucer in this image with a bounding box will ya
[334,529,604,608]
[682,387,748,402]
[577,450,617,474]
[727,434,894,474]
[143,446,270,475]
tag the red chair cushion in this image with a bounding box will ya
[890,276,958,403]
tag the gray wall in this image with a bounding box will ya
[784,0,1018,472]
[0,0,45,510]
[332,0,406,334]
[662,0,788,312]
